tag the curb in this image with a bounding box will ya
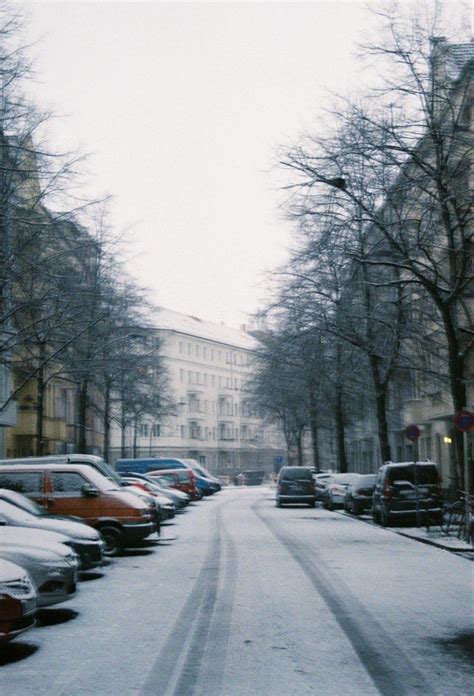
[394,530,474,554]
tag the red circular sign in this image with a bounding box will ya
[405,424,421,441]
[453,410,474,433]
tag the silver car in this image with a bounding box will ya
[0,559,37,642]
[0,492,105,568]
[0,534,79,607]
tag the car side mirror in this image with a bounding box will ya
[81,484,99,497]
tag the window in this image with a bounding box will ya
[211,375,216,387]
[203,347,207,359]
[151,424,161,438]
[51,472,88,495]
[139,423,149,438]
[0,472,43,494]
[179,341,184,354]
[180,369,185,383]
[196,345,200,357]
[188,343,192,355]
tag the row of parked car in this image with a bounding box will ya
[0,454,222,644]
[276,461,443,526]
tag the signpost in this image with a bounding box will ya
[405,424,421,527]
[454,410,474,542]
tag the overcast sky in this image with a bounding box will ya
[20,1,390,326]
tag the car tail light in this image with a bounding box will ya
[383,485,393,499]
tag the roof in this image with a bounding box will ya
[448,42,474,70]
[153,307,259,351]
[442,40,474,81]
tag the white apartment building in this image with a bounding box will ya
[110,308,286,476]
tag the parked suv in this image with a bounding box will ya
[0,459,155,555]
[276,467,316,507]
[372,461,442,527]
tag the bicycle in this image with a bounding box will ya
[441,490,474,544]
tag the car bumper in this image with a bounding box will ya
[278,495,316,504]
[0,597,36,642]
[37,567,78,607]
[71,542,105,570]
[121,521,156,546]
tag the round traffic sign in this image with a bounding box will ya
[405,424,421,442]
[453,410,474,433]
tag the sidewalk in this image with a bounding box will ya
[393,525,474,553]
[351,511,474,554]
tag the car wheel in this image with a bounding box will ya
[372,508,380,524]
[326,499,334,511]
[276,499,282,508]
[352,503,361,516]
[99,526,123,556]
[380,508,391,527]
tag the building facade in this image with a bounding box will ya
[109,309,287,476]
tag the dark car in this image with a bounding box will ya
[276,467,316,507]
[237,470,265,486]
[372,461,443,527]
[343,475,376,515]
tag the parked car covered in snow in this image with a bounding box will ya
[321,474,361,510]
[372,462,443,527]
[0,534,79,607]
[343,475,376,515]
[0,559,37,642]
[0,490,105,568]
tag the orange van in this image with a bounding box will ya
[0,460,155,555]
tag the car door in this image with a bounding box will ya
[46,470,101,524]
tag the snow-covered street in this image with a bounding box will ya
[1,486,472,696]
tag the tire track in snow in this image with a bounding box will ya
[140,498,237,696]
[252,499,436,696]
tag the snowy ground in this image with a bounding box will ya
[0,486,472,696]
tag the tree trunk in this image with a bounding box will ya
[120,394,127,457]
[308,383,320,469]
[132,415,138,458]
[102,379,111,462]
[296,429,303,466]
[369,355,391,464]
[77,379,88,452]
[35,361,45,456]
[441,306,466,488]
[334,382,348,473]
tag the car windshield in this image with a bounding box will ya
[0,489,45,516]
